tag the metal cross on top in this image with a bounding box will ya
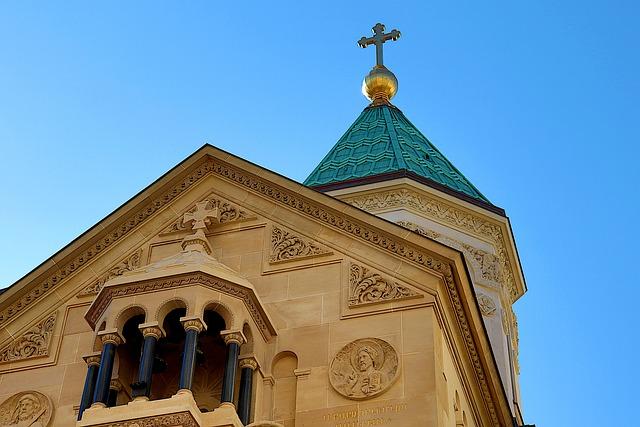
[183,201,220,230]
[358,23,401,67]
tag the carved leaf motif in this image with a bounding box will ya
[349,263,418,307]
[162,195,254,234]
[477,292,497,317]
[89,412,197,427]
[79,249,143,297]
[269,226,331,263]
[0,312,57,363]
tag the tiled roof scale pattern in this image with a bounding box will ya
[304,104,490,203]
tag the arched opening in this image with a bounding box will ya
[272,351,298,426]
[192,310,227,412]
[113,313,145,406]
[151,306,187,400]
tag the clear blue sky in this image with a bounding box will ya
[0,2,637,426]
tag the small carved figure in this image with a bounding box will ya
[1,393,47,427]
[329,338,399,400]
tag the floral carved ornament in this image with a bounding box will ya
[0,312,57,363]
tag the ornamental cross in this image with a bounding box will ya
[358,23,401,67]
[183,201,220,230]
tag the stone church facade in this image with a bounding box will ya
[0,24,532,427]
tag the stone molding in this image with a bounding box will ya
[87,411,198,427]
[1,156,505,425]
[269,225,332,263]
[79,249,144,297]
[85,272,275,341]
[0,311,57,364]
[345,189,518,302]
[348,263,419,307]
[396,221,501,286]
[0,390,53,427]
[161,193,255,235]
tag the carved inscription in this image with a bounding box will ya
[79,249,143,297]
[329,338,399,400]
[323,403,408,427]
[0,313,57,363]
[349,263,418,307]
[162,195,254,234]
[269,226,331,263]
[0,391,53,427]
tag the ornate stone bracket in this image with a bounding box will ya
[269,225,332,263]
[0,311,57,363]
[161,194,255,235]
[79,249,143,297]
[348,263,419,307]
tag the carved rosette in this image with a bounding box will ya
[348,263,418,307]
[79,249,143,297]
[0,391,53,427]
[162,195,255,235]
[477,292,497,317]
[0,312,57,363]
[269,226,332,263]
[329,338,399,400]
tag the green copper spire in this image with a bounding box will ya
[304,23,491,206]
[304,105,490,203]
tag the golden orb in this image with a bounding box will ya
[362,65,398,105]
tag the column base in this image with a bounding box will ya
[219,401,236,409]
[133,396,150,402]
[175,389,193,396]
[90,402,107,409]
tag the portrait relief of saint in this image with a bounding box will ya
[0,392,51,427]
[329,338,399,400]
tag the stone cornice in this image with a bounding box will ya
[0,148,511,426]
[85,272,276,341]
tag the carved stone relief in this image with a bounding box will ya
[349,263,418,307]
[161,194,255,235]
[269,226,332,263]
[476,292,497,317]
[396,221,501,285]
[78,249,143,297]
[88,412,197,427]
[329,338,399,400]
[0,313,57,363]
[0,391,53,427]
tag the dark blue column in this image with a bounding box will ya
[131,326,162,399]
[237,358,257,425]
[91,333,123,407]
[221,332,244,405]
[77,355,100,420]
[178,319,204,393]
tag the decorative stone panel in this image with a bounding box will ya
[0,312,57,363]
[348,263,418,307]
[79,249,144,297]
[0,391,53,426]
[269,226,332,263]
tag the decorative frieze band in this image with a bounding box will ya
[269,226,332,263]
[78,249,143,297]
[0,312,57,363]
[88,412,198,427]
[348,263,419,307]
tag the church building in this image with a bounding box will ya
[0,24,533,427]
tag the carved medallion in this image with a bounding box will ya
[269,226,331,263]
[477,292,497,317]
[329,338,399,400]
[0,391,53,427]
[79,249,143,297]
[0,313,57,363]
[349,263,418,307]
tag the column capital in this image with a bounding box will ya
[139,322,164,339]
[98,330,124,346]
[82,352,102,367]
[221,329,246,346]
[180,316,207,333]
[239,355,259,371]
[109,379,123,392]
